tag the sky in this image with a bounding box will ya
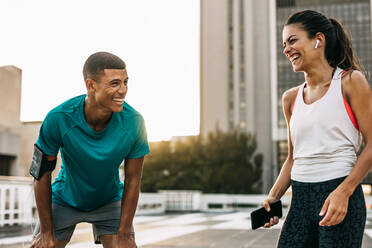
[0,0,200,142]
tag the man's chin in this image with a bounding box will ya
[112,106,123,113]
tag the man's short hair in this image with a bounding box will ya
[83,52,126,82]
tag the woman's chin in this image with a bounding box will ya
[292,64,302,72]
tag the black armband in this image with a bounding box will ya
[29,144,57,180]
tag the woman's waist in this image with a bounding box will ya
[291,160,354,183]
[293,149,357,164]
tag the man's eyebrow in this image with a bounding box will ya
[108,77,129,83]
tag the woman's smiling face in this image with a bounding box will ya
[282,24,320,72]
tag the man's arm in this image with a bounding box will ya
[30,155,57,248]
[117,157,144,238]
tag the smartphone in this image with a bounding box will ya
[250,200,282,230]
[29,144,43,180]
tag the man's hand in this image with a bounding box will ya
[30,233,56,248]
[319,188,349,226]
[117,233,137,248]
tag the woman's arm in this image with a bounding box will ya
[263,86,299,228]
[338,70,372,195]
[267,87,298,201]
[319,70,372,226]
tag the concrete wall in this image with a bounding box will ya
[0,66,23,176]
[200,0,230,135]
[0,66,22,129]
[247,0,276,193]
[19,122,42,176]
[200,0,276,193]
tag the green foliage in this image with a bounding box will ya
[141,129,263,194]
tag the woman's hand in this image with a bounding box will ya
[262,196,280,228]
[319,188,350,226]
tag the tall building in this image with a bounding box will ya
[0,66,23,176]
[200,0,372,193]
[0,66,45,177]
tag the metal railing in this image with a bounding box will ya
[1,177,371,227]
[0,176,34,227]
[136,193,166,215]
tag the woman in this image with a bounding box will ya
[263,10,372,248]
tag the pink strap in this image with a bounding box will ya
[341,70,360,132]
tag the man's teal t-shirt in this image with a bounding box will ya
[36,95,150,211]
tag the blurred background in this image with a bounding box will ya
[1,0,372,247]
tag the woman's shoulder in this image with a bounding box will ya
[341,70,367,86]
[282,85,301,106]
[282,85,302,119]
[341,69,370,98]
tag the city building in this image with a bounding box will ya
[200,0,372,192]
[0,66,44,177]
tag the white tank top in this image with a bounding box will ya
[290,67,362,182]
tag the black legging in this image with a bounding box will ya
[277,177,366,248]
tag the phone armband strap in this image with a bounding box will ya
[29,144,56,180]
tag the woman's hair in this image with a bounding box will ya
[285,10,363,74]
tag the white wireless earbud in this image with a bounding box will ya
[315,39,320,48]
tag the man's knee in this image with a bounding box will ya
[99,234,117,248]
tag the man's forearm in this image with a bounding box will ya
[118,177,141,234]
[34,172,54,234]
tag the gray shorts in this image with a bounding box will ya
[33,200,135,244]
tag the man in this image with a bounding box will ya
[30,51,149,248]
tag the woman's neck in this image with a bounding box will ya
[304,63,335,88]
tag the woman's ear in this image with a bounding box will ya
[314,32,326,48]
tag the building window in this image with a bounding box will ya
[0,155,13,176]
[277,0,296,8]
[228,0,234,130]
[239,0,246,127]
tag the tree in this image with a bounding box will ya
[141,129,263,193]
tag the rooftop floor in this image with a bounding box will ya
[1,211,372,247]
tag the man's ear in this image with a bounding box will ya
[85,78,96,93]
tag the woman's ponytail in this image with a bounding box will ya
[328,18,362,73]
